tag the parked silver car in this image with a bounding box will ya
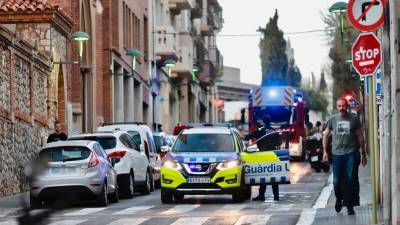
[30,140,118,208]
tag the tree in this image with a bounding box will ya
[319,71,327,92]
[259,10,294,86]
[303,89,328,113]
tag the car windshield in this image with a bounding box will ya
[153,136,164,150]
[127,131,141,144]
[69,136,116,150]
[40,146,92,162]
[173,133,235,152]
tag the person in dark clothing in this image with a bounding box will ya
[47,121,67,143]
[245,115,280,201]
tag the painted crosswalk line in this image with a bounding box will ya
[48,219,88,225]
[234,215,271,225]
[170,217,210,225]
[160,205,200,215]
[0,220,17,225]
[113,206,154,215]
[266,204,294,211]
[108,217,149,225]
[219,204,248,212]
[64,208,106,216]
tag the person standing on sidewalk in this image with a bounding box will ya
[322,98,367,215]
[47,120,67,143]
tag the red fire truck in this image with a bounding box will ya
[249,86,307,160]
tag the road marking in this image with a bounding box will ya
[295,173,333,225]
[219,204,248,212]
[108,218,149,225]
[170,217,210,225]
[64,207,106,216]
[114,206,154,215]
[160,205,200,215]
[234,215,271,225]
[266,204,294,211]
[48,219,88,225]
[0,220,17,225]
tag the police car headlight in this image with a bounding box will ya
[216,160,241,171]
[163,160,182,170]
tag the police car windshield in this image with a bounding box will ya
[173,134,235,152]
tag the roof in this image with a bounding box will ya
[182,127,231,135]
[69,131,124,138]
[42,140,94,149]
[0,0,73,35]
[98,124,149,133]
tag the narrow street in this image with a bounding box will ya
[0,162,330,225]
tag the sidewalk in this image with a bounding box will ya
[312,160,384,225]
[0,192,28,217]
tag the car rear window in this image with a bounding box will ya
[173,134,235,152]
[153,136,164,150]
[40,146,92,162]
[69,136,116,150]
[127,131,141,144]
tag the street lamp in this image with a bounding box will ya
[126,49,143,73]
[71,31,90,64]
[192,65,199,82]
[329,2,347,45]
[164,59,176,78]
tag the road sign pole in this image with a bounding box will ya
[368,75,378,224]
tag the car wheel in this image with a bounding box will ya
[174,194,184,200]
[97,181,108,207]
[244,185,252,200]
[30,193,41,209]
[124,173,135,199]
[232,190,244,203]
[161,188,173,204]
[149,169,155,192]
[141,170,151,195]
[109,184,119,203]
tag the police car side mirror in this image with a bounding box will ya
[246,146,258,153]
[160,146,171,153]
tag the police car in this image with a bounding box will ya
[160,124,251,203]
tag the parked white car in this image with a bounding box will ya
[69,131,151,198]
[98,123,162,189]
[30,140,118,208]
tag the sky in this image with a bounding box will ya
[217,0,340,86]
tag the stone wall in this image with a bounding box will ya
[0,118,48,197]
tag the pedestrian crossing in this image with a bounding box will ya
[0,203,307,225]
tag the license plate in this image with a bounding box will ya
[187,177,211,183]
[311,156,319,162]
[48,167,75,174]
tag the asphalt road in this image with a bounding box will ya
[0,162,330,225]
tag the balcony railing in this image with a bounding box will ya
[191,0,203,18]
[208,47,223,76]
[169,0,194,15]
[155,25,179,58]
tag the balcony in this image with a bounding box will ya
[173,46,194,77]
[169,0,194,15]
[198,61,216,85]
[155,25,179,60]
[208,47,223,77]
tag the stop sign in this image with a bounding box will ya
[352,32,382,76]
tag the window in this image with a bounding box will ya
[120,134,133,149]
[68,136,117,151]
[173,134,235,152]
[146,132,157,153]
[40,146,91,162]
[126,134,140,151]
[127,131,141,144]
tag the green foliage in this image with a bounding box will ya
[319,71,327,92]
[303,89,328,113]
[259,10,301,87]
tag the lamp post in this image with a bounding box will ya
[192,65,199,82]
[164,59,176,78]
[71,31,90,64]
[127,49,143,73]
[329,2,347,45]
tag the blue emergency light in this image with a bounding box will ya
[268,89,278,98]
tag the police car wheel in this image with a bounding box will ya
[243,185,251,200]
[232,191,244,203]
[174,194,184,200]
[161,188,173,204]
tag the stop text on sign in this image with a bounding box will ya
[352,32,382,76]
[354,47,380,66]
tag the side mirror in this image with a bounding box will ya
[246,145,258,153]
[139,144,145,153]
[160,145,171,153]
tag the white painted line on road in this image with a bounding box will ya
[170,217,210,225]
[220,204,248,212]
[160,205,200,215]
[234,215,271,225]
[295,209,317,225]
[266,204,294,211]
[113,206,154,215]
[64,207,106,216]
[0,220,17,225]
[48,219,88,225]
[295,172,333,225]
[108,217,149,225]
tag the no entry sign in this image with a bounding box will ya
[347,0,386,31]
[352,32,382,76]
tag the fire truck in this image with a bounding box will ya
[249,86,307,160]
